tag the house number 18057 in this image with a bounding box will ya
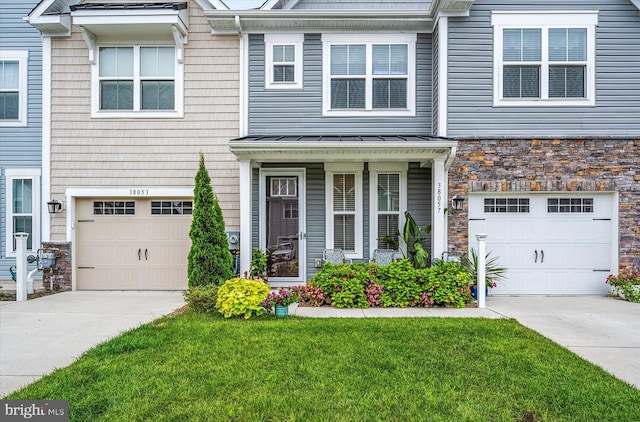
[129,189,149,196]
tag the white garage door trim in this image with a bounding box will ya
[66,187,193,291]
[468,192,618,295]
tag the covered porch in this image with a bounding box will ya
[230,135,458,286]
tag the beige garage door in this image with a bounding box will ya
[77,198,192,290]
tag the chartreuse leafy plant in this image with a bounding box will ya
[188,153,234,287]
[216,277,270,319]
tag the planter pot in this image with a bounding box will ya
[274,304,289,317]
[470,286,489,300]
[614,285,640,300]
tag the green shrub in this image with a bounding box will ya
[188,153,235,287]
[183,284,219,314]
[378,260,420,307]
[308,260,472,309]
[216,278,270,319]
[422,260,471,308]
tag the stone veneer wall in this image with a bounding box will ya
[448,139,640,273]
[41,241,72,291]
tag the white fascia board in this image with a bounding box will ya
[66,187,194,198]
[25,5,71,36]
[73,13,188,33]
[26,0,56,23]
[491,11,599,27]
[205,10,433,34]
[229,141,458,162]
[262,0,281,10]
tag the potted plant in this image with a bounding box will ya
[606,270,640,303]
[460,249,507,299]
[262,287,298,317]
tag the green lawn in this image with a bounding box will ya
[7,311,640,421]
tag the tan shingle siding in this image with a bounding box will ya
[49,2,241,237]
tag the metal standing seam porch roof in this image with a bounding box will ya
[228,134,458,166]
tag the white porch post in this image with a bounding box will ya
[14,233,29,302]
[431,158,447,261]
[476,233,488,309]
[239,160,252,277]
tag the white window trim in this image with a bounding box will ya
[265,34,303,90]
[492,11,598,107]
[322,33,416,117]
[91,43,184,118]
[368,163,408,259]
[325,163,363,259]
[5,168,41,255]
[0,50,29,127]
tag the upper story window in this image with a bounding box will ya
[93,45,183,118]
[265,34,303,89]
[322,34,416,117]
[492,12,597,107]
[0,51,28,126]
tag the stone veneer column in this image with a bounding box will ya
[41,241,72,291]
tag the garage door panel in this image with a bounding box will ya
[470,193,614,295]
[77,198,192,291]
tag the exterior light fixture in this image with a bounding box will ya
[47,199,63,214]
[451,195,465,211]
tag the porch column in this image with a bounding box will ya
[431,158,447,261]
[239,160,252,277]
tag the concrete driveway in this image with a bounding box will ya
[0,291,185,397]
[488,295,640,389]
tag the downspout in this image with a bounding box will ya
[41,36,52,242]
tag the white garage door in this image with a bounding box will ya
[468,193,615,295]
[77,198,192,290]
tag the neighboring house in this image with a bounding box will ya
[0,1,43,282]
[26,0,240,290]
[28,0,640,295]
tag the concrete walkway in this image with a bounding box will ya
[0,291,185,397]
[1,292,637,397]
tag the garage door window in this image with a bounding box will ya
[151,201,193,215]
[484,198,530,213]
[547,198,593,213]
[94,201,135,215]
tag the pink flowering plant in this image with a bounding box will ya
[262,287,299,311]
[606,270,640,303]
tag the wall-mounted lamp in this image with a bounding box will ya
[451,195,465,211]
[47,199,63,214]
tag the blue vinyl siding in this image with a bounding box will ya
[447,0,640,137]
[407,164,433,257]
[248,33,432,135]
[0,1,42,278]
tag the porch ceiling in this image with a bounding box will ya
[229,135,457,166]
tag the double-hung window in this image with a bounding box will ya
[492,12,597,106]
[0,51,28,126]
[322,34,416,116]
[5,169,40,254]
[369,164,407,254]
[265,34,303,89]
[95,45,182,117]
[325,164,363,259]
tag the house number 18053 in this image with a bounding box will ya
[129,189,149,196]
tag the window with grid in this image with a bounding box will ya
[98,46,175,111]
[484,198,530,213]
[151,201,193,215]
[376,174,401,249]
[547,198,593,213]
[492,12,596,106]
[323,34,415,116]
[265,34,303,89]
[93,201,135,215]
[270,178,297,197]
[272,45,295,83]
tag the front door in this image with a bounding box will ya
[260,169,306,283]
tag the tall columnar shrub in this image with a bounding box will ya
[188,153,234,287]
